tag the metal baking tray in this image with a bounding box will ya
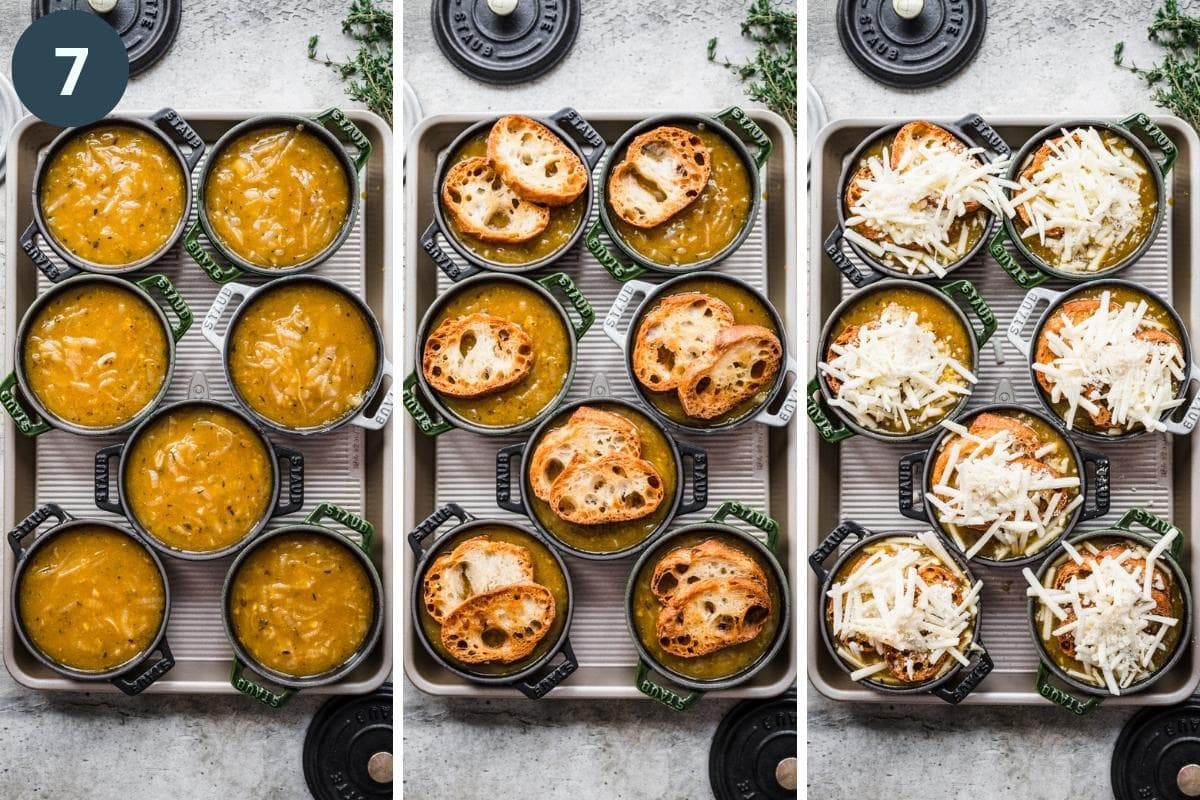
[1,110,393,695]
[403,110,798,699]
[808,115,1200,705]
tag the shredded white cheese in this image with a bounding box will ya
[1015,127,1153,272]
[845,134,1014,276]
[1024,538,1180,695]
[819,304,976,433]
[929,427,1080,560]
[1035,291,1185,432]
[828,532,982,683]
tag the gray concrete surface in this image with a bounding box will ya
[402,3,783,800]
[808,1,1175,798]
[0,3,376,799]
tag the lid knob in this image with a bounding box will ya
[775,757,797,792]
[367,752,392,785]
[1180,765,1200,797]
[892,0,924,19]
[87,0,119,12]
[487,0,519,16]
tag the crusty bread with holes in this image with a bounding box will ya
[441,157,549,244]
[440,582,556,664]
[528,406,641,502]
[677,325,782,419]
[548,452,664,525]
[650,538,767,603]
[633,293,735,392]
[655,576,772,658]
[608,126,711,228]
[421,536,535,623]
[486,115,587,207]
[422,313,534,398]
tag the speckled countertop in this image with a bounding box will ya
[0,3,375,799]
[808,1,1177,798]
[402,3,788,800]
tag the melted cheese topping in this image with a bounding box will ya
[229,283,378,430]
[819,304,976,433]
[1015,127,1153,272]
[929,421,1081,560]
[828,532,982,682]
[1035,292,1185,432]
[1024,533,1180,695]
[845,139,1013,277]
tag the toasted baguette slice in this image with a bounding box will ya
[529,406,641,502]
[442,157,549,244]
[650,538,767,603]
[440,582,556,664]
[633,293,735,392]
[422,313,534,398]
[548,452,664,525]
[656,576,772,658]
[1016,132,1082,233]
[487,115,587,206]
[422,535,535,623]
[607,126,711,228]
[677,325,783,420]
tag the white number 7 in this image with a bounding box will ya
[55,47,88,96]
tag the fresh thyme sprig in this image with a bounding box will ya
[707,0,797,130]
[1115,0,1200,132]
[308,0,393,126]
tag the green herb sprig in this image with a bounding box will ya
[707,0,797,130]
[308,0,393,126]
[1115,0,1200,131]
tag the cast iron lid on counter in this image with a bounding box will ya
[304,683,392,800]
[431,0,579,84]
[710,689,797,800]
[33,0,181,77]
[835,0,986,88]
[1113,698,1200,800]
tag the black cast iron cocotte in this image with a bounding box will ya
[8,504,175,695]
[1006,279,1200,441]
[807,277,996,445]
[200,273,394,436]
[222,503,386,708]
[898,403,1111,568]
[93,373,306,561]
[624,501,790,710]
[601,272,799,435]
[494,397,709,560]
[420,107,606,280]
[184,108,372,284]
[407,503,578,699]
[808,521,994,704]
[22,108,205,283]
[989,114,1176,289]
[824,114,1011,288]
[1027,508,1193,716]
[1,273,193,438]
[586,106,772,282]
[404,271,594,438]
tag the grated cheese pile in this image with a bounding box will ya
[929,420,1081,560]
[828,532,983,683]
[1023,532,1180,695]
[819,304,976,433]
[844,135,1014,277]
[1013,127,1153,272]
[1035,292,1185,433]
